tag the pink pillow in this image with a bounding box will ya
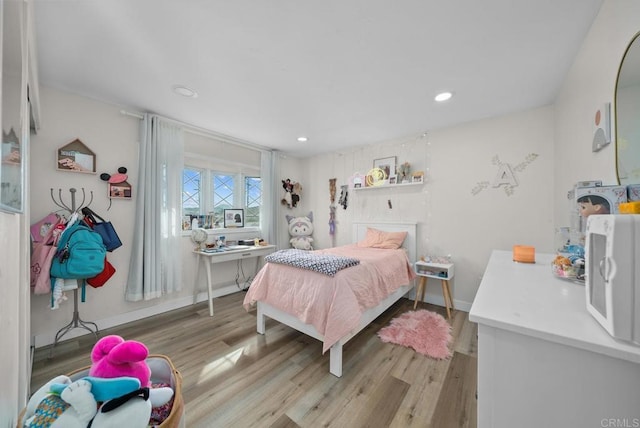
[357,227,407,249]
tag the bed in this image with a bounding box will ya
[243,222,417,377]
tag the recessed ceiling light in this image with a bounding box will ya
[172,85,198,98]
[297,136,308,142]
[434,91,453,102]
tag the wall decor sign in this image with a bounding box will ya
[57,138,96,173]
[592,102,611,152]
[223,208,244,228]
[109,181,132,199]
[365,168,387,187]
[471,153,538,196]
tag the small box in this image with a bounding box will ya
[619,201,640,214]
[575,185,627,215]
[513,245,535,263]
[627,184,640,202]
[576,180,603,188]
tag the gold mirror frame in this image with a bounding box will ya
[615,31,640,185]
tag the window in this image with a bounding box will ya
[182,168,201,218]
[182,168,262,230]
[245,177,262,227]
[212,174,234,227]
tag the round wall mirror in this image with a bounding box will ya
[616,31,640,185]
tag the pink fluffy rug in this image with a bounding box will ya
[377,310,452,359]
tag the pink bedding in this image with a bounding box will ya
[243,244,416,353]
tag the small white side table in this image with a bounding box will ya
[413,261,455,318]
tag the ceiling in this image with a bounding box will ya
[33,0,603,157]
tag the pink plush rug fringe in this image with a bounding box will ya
[377,310,452,359]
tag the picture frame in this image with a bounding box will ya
[412,174,424,183]
[389,175,397,185]
[373,156,396,179]
[108,181,132,199]
[223,208,244,228]
[352,173,364,189]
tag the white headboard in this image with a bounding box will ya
[352,222,417,262]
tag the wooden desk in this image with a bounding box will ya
[194,245,276,316]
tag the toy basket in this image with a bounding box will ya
[18,354,184,427]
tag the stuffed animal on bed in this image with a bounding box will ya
[286,212,314,250]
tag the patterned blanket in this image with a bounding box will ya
[265,249,360,277]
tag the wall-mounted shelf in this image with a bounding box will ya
[353,181,424,191]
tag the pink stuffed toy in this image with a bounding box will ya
[89,335,151,387]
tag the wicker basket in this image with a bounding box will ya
[18,354,184,427]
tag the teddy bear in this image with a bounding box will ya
[22,335,174,427]
[286,212,314,250]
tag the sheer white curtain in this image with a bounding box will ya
[260,150,277,245]
[126,114,184,301]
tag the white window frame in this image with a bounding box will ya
[182,166,261,235]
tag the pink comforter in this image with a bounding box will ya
[243,244,416,353]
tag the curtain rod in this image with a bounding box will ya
[119,109,272,153]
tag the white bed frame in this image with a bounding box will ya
[256,222,417,377]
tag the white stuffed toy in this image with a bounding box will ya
[286,212,314,250]
[23,376,173,427]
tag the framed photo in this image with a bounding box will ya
[389,175,397,185]
[352,173,364,188]
[373,156,396,179]
[109,181,132,199]
[412,174,424,183]
[224,209,244,228]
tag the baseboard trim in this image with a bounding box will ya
[410,288,472,312]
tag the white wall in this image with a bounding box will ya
[30,86,152,347]
[300,106,555,308]
[554,0,640,226]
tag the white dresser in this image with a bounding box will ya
[470,250,640,428]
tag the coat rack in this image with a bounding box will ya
[49,187,98,357]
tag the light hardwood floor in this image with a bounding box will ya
[31,292,477,427]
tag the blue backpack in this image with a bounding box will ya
[50,221,106,279]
